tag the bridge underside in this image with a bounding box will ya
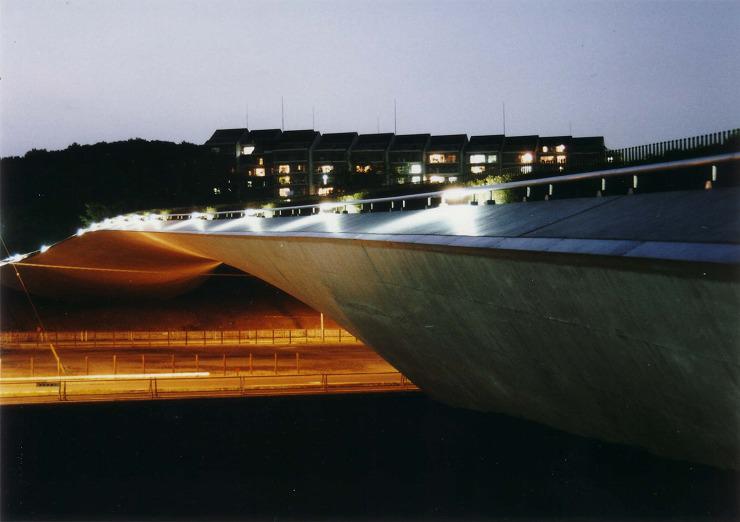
[3,188,739,468]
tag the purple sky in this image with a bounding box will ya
[1,0,739,157]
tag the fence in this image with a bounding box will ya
[0,370,418,404]
[606,128,740,165]
[0,328,360,349]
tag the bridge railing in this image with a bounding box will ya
[0,370,418,404]
[0,328,360,348]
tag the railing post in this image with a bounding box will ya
[223,353,227,376]
[195,353,199,372]
[171,354,175,373]
[142,355,146,374]
[113,355,117,375]
[274,353,278,375]
[85,355,89,375]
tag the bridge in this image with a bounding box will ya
[2,154,739,469]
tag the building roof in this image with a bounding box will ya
[273,130,320,150]
[538,135,572,149]
[242,129,282,152]
[314,132,358,151]
[571,136,606,152]
[503,135,539,153]
[467,135,505,153]
[427,134,468,152]
[390,134,430,151]
[203,128,249,147]
[353,133,395,151]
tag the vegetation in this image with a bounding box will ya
[0,139,234,253]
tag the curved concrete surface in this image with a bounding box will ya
[3,188,739,468]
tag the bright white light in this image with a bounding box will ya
[470,154,486,164]
[244,208,257,217]
[319,202,340,212]
[542,146,549,153]
[556,144,566,153]
[76,228,88,236]
[190,212,202,220]
[279,188,292,198]
[429,175,445,184]
[520,152,533,164]
[242,145,255,155]
[411,175,421,183]
[320,165,334,174]
[409,163,422,174]
[448,176,458,183]
[39,245,50,253]
[255,168,266,177]
[317,187,333,196]
[322,174,329,185]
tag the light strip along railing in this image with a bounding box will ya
[163,152,740,220]
[3,152,738,264]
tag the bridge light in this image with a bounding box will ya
[40,244,50,253]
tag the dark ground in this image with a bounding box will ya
[2,393,737,521]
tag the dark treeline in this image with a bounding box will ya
[1,139,234,254]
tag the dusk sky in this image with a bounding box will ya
[1,0,738,157]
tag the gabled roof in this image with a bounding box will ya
[390,133,430,151]
[503,135,539,153]
[427,134,468,152]
[467,134,505,153]
[314,132,358,151]
[273,130,320,150]
[203,128,249,146]
[353,133,395,151]
[571,136,606,152]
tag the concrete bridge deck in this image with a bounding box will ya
[2,186,739,468]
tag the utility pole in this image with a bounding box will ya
[281,96,285,131]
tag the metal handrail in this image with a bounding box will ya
[161,152,739,218]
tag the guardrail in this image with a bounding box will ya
[0,370,418,404]
[0,328,360,349]
[96,152,740,222]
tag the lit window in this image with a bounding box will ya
[520,152,534,164]
[297,164,304,172]
[471,165,486,174]
[322,174,329,185]
[556,155,566,164]
[429,175,445,183]
[556,144,566,153]
[254,167,266,177]
[278,164,290,174]
[241,145,255,155]
[487,154,497,163]
[317,187,334,196]
[520,166,532,174]
[542,146,549,153]
[396,177,406,184]
[213,187,221,195]
[540,155,555,164]
[607,156,614,163]
[279,188,292,197]
[355,164,371,173]
[429,153,445,163]
[411,175,422,183]
[470,154,486,164]
[409,163,422,174]
[278,175,291,185]
[448,176,458,182]
[320,165,334,174]
[258,157,264,166]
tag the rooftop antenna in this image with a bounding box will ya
[394,99,397,134]
[502,102,506,135]
[281,96,285,131]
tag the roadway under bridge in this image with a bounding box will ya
[3,187,739,469]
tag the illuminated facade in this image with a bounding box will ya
[271,130,321,198]
[205,127,606,196]
[425,134,468,183]
[388,134,431,184]
[312,132,359,197]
